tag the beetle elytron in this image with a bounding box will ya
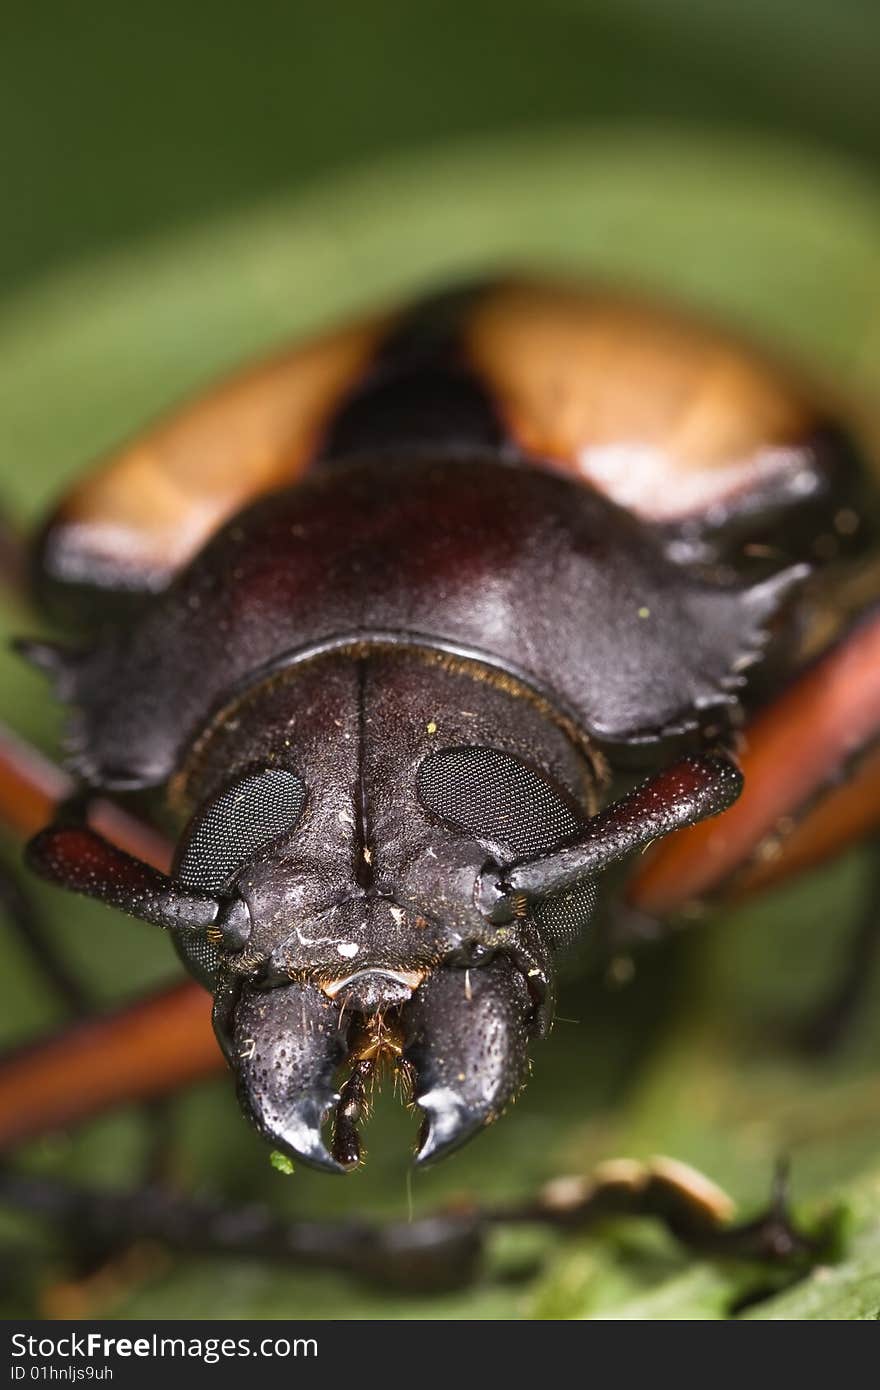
[3,277,880,1175]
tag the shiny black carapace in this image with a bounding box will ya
[17,278,880,1172]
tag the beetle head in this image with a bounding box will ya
[158,664,610,1172]
[26,652,741,1173]
[173,723,738,1171]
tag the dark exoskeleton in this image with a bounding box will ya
[4,278,880,1185]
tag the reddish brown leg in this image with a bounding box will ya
[628,611,880,1048]
[0,723,221,1153]
[0,980,217,1149]
[628,609,880,915]
[0,689,221,1303]
[0,723,171,868]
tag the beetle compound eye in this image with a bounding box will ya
[533,879,598,954]
[417,746,582,858]
[177,767,307,891]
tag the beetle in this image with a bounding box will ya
[2,276,879,1181]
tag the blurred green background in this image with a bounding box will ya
[3,0,879,298]
[1,1,880,1320]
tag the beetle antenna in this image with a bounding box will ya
[25,821,237,941]
[477,753,743,920]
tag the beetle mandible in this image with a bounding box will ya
[7,276,880,1174]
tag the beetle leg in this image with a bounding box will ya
[624,611,880,1047]
[628,607,880,915]
[0,1154,817,1299]
[726,746,880,904]
[0,722,172,866]
[498,1155,817,1266]
[0,1166,485,1295]
[0,981,219,1151]
[0,722,223,1148]
[1,858,201,1303]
